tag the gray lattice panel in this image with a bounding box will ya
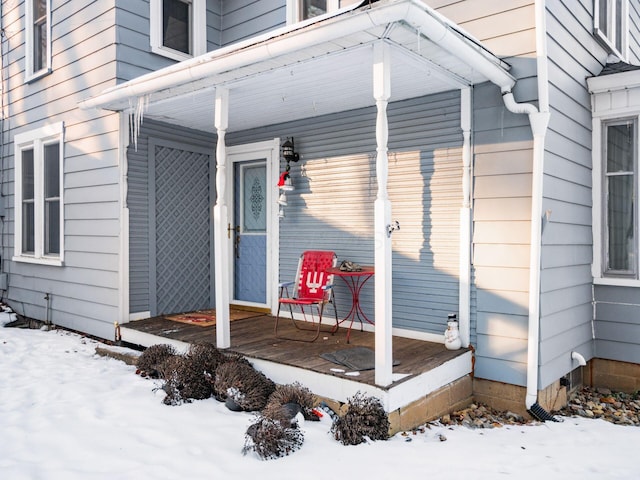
[154,145,211,314]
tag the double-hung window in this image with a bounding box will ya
[594,0,629,60]
[14,123,64,265]
[286,0,360,23]
[602,120,637,277]
[25,0,52,81]
[150,0,206,61]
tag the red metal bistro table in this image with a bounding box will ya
[327,265,374,343]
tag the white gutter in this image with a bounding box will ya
[79,0,513,112]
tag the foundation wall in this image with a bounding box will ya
[588,358,640,393]
[389,375,474,434]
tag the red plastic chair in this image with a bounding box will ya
[274,250,339,342]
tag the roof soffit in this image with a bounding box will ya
[80,0,513,133]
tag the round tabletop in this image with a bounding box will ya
[326,265,374,276]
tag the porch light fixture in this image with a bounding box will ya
[282,137,299,163]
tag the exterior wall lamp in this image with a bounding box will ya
[281,137,299,163]
[278,137,300,218]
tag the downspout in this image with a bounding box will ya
[500,0,554,419]
[459,87,471,348]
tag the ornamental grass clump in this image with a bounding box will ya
[331,392,390,445]
[213,359,276,411]
[242,382,318,460]
[187,342,226,380]
[136,344,177,379]
[160,343,224,406]
[262,382,319,423]
[242,415,304,460]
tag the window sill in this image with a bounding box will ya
[151,45,193,62]
[594,276,640,287]
[594,28,628,62]
[25,68,52,84]
[12,255,63,267]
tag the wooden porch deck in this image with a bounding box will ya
[120,313,468,391]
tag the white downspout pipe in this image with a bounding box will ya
[459,87,472,348]
[500,0,550,413]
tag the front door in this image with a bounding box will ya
[233,160,267,303]
[227,140,279,310]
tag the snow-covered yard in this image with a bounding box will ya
[0,323,638,480]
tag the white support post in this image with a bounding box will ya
[373,41,393,387]
[458,87,472,348]
[214,88,231,348]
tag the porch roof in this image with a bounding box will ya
[79,0,514,132]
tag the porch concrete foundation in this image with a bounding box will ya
[318,374,473,436]
[388,375,473,434]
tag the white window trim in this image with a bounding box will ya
[13,122,64,266]
[25,0,52,82]
[150,0,206,61]
[285,0,343,24]
[594,0,629,61]
[592,113,640,287]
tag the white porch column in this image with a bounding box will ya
[373,41,393,387]
[458,87,472,348]
[214,88,231,348]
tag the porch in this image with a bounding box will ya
[120,314,473,427]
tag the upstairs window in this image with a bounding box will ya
[150,0,206,61]
[287,0,360,23]
[595,0,629,60]
[25,0,51,81]
[14,123,64,265]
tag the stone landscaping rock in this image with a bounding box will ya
[427,387,640,433]
[558,387,640,426]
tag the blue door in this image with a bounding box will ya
[233,160,267,304]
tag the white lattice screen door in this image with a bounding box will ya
[152,143,211,315]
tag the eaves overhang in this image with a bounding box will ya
[79,0,514,133]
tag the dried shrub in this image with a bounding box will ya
[186,342,225,378]
[263,382,318,423]
[213,360,276,411]
[161,353,215,406]
[331,392,390,445]
[137,344,177,378]
[243,415,304,460]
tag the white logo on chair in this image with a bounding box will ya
[305,272,324,293]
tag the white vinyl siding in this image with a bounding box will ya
[25,0,51,81]
[150,0,206,61]
[13,122,64,266]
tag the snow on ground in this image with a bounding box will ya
[0,325,638,480]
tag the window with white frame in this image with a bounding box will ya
[150,0,206,61]
[25,0,51,81]
[13,123,64,265]
[286,0,360,24]
[594,0,629,60]
[602,119,637,278]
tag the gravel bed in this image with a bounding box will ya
[557,386,640,426]
[426,387,640,432]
